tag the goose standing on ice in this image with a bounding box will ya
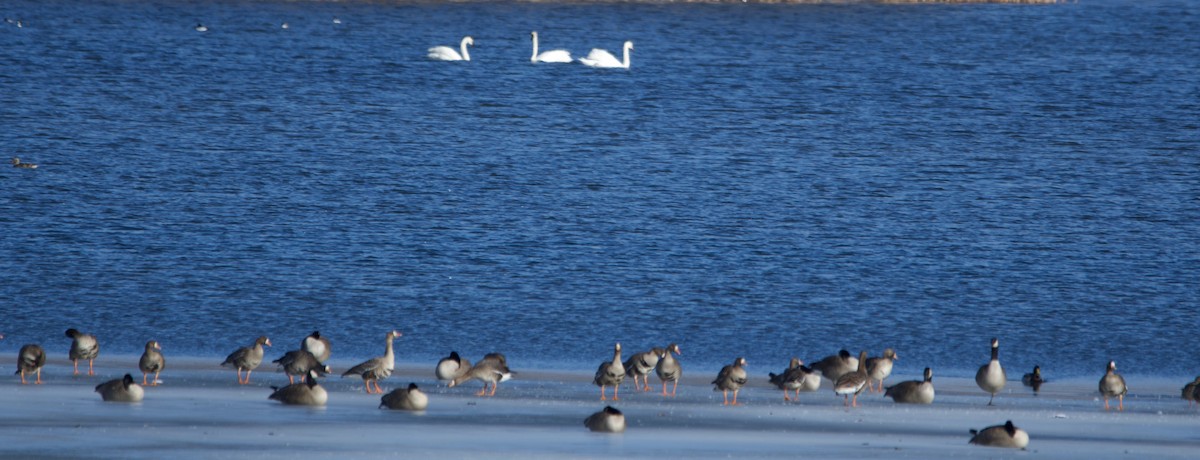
[428,36,473,61]
[593,343,626,401]
[95,374,145,402]
[1022,365,1044,393]
[65,328,100,376]
[138,340,165,386]
[655,343,682,397]
[833,351,870,407]
[448,354,512,397]
[975,338,1006,405]
[578,40,632,69]
[342,330,403,394]
[16,344,46,384]
[865,348,898,392]
[623,347,663,392]
[968,420,1029,449]
[769,358,820,401]
[435,351,472,383]
[531,31,571,63]
[1099,360,1127,411]
[809,349,858,383]
[712,357,748,406]
[273,349,330,384]
[584,406,626,433]
[380,383,429,411]
[884,367,935,404]
[1182,376,1200,407]
[221,336,271,384]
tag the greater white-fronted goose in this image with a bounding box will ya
[138,340,165,386]
[1099,360,1127,411]
[884,367,935,404]
[968,420,1029,449]
[342,330,402,394]
[11,157,37,169]
[301,331,331,362]
[833,351,870,407]
[1182,376,1200,407]
[866,348,898,393]
[584,406,626,433]
[380,382,429,411]
[975,338,1006,405]
[16,344,46,384]
[655,343,682,397]
[435,351,472,383]
[269,370,328,406]
[769,357,803,401]
[623,347,663,392]
[810,349,859,382]
[1022,365,1044,393]
[769,358,822,401]
[449,355,512,397]
[273,349,330,384]
[712,357,748,406]
[594,343,626,401]
[221,336,271,384]
[65,328,100,376]
[95,374,144,402]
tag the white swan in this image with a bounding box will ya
[579,41,633,69]
[428,36,473,62]
[531,31,571,63]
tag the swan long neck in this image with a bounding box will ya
[622,42,632,68]
[531,32,538,62]
[460,37,471,61]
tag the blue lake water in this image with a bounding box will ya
[1,0,1197,378]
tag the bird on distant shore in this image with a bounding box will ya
[301,331,331,362]
[866,348,898,392]
[833,351,870,407]
[1099,360,1127,411]
[593,343,626,401]
[380,382,429,411]
[138,340,165,386]
[975,338,1006,405]
[885,367,935,404]
[221,336,271,384]
[16,344,46,384]
[269,370,328,406]
[65,328,100,376]
[768,357,821,402]
[11,157,37,168]
[968,420,1029,449]
[655,343,682,397]
[342,330,402,394]
[448,353,512,397]
[809,349,859,382]
[95,374,144,402]
[584,406,626,433]
[1022,365,1044,393]
[712,357,748,406]
[435,351,472,383]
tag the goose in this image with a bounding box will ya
[194,23,207,32]
[221,336,271,384]
[975,338,1006,405]
[584,406,626,433]
[16,344,46,384]
[654,343,682,397]
[301,331,331,362]
[428,36,473,61]
[435,351,472,382]
[866,348,898,392]
[578,41,633,69]
[623,347,663,392]
[884,367,935,404]
[65,328,100,376]
[342,330,403,394]
[138,340,165,386]
[833,351,870,407]
[968,420,1029,449]
[530,31,571,63]
[809,349,859,382]
[1022,365,1044,393]
[1099,360,1127,411]
[380,382,429,411]
[269,370,328,406]
[768,357,820,401]
[1182,376,1200,407]
[273,349,331,384]
[712,357,748,406]
[11,157,37,169]
[95,374,144,402]
[594,343,626,401]
[448,355,512,397]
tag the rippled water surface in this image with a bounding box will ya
[2,0,1197,377]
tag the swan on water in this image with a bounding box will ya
[531,31,571,63]
[428,36,474,61]
[578,40,633,69]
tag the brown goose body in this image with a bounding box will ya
[623,347,663,392]
[969,420,1029,449]
[95,374,144,402]
[810,349,859,382]
[833,351,870,407]
[975,338,1007,405]
[712,357,748,405]
[593,343,626,400]
[380,383,429,411]
[66,328,100,376]
[584,406,626,433]
[885,367,935,404]
[1099,360,1127,411]
[342,330,403,394]
[138,340,165,386]
[16,344,46,384]
[654,343,682,397]
[221,336,271,384]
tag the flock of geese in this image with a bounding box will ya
[426,32,634,69]
[9,329,1185,449]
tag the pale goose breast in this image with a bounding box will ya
[712,357,748,406]
[301,331,331,363]
[435,351,471,382]
[654,343,682,397]
[269,370,328,406]
[65,328,100,376]
[975,338,1006,405]
[593,343,626,401]
[138,340,165,386]
[865,348,898,393]
[341,330,402,394]
[968,420,1029,449]
[833,351,870,407]
[1099,360,1127,411]
[95,374,145,402]
[380,382,429,411]
[584,406,626,433]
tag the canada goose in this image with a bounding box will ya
[380,382,429,411]
[16,344,46,384]
[268,370,328,406]
[1022,366,1044,393]
[11,157,37,168]
[138,340,165,386]
[65,328,100,376]
[593,343,626,401]
[95,374,144,402]
[769,358,821,401]
[435,351,472,382]
[221,336,271,384]
[865,348,898,392]
[968,420,1029,449]
[655,343,682,397]
[1181,376,1200,407]
[584,406,626,433]
[884,367,935,404]
[623,347,663,392]
[342,330,403,394]
[301,331,331,362]
[448,355,512,397]
[833,351,870,407]
[975,338,1006,405]
[1099,360,1127,411]
[810,349,859,382]
[712,357,748,406]
[273,349,330,384]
